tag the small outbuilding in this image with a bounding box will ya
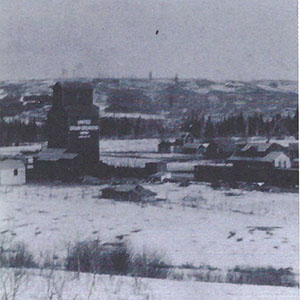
[0,159,26,185]
[158,140,172,153]
[101,184,156,202]
[206,140,238,158]
[33,148,80,180]
[182,143,208,155]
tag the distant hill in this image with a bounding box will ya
[0,78,297,124]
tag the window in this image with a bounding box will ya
[13,169,18,176]
[283,161,287,168]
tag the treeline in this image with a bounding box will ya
[182,110,298,139]
[0,110,298,146]
[0,119,43,147]
[0,117,166,146]
[100,117,165,137]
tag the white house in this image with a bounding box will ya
[228,151,291,169]
[0,159,26,185]
[261,152,291,168]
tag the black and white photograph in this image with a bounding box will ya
[0,0,298,299]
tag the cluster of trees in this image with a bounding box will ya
[0,119,42,147]
[0,110,298,146]
[100,117,165,138]
[182,110,298,139]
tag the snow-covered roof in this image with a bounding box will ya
[228,151,288,163]
[242,143,274,152]
[35,148,78,161]
[261,151,288,162]
[0,159,25,170]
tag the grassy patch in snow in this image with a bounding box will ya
[65,240,169,279]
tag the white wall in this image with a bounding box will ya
[274,154,291,168]
[0,167,26,185]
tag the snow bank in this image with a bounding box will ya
[0,183,297,273]
[2,269,298,300]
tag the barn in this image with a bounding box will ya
[0,159,26,185]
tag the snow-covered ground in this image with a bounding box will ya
[101,112,166,120]
[0,183,298,274]
[1,269,298,300]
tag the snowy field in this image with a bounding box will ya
[0,183,298,275]
[1,269,298,300]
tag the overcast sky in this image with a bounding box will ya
[0,0,297,81]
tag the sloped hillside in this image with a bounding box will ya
[0,78,297,124]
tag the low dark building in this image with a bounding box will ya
[182,143,208,155]
[145,161,167,174]
[228,151,291,169]
[206,140,238,158]
[33,148,80,181]
[288,142,299,160]
[158,140,172,153]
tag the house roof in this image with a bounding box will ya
[102,184,156,195]
[183,143,204,149]
[107,185,138,192]
[0,159,25,170]
[35,148,78,161]
[260,151,288,162]
[211,141,237,152]
[228,151,288,163]
[53,81,93,90]
[241,143,274,152]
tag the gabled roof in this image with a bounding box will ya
[104,184,138,193]
[211,140,237,152]
[228,151,288,163]
[260,151,288,162]
[0,159,25,170]
[102,184,156,195]
[241,143,274,152]
[53,81,93,90]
